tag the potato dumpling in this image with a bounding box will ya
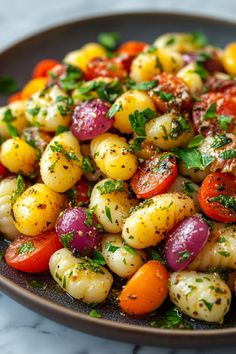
[0,137,37,176]
[130,48,183,83]
[222,42,236,76]
[90,179,138,233]
[12,183,66,236]
[0,177,21,240]
[25,85,71,132]
[145,113,194,150]
[168,175,200,211]
[0,100,27,139]
[154,32,206,53]
[169,271,231,323]
[49,248,113,304]
[64,43,106,71]
[91,133,137,180]
[102,234,145,278]
[122,193,195,249]
[40,131,83,193]
[177,63,203,95]
[113,90,156,134]
[179,161,210,184]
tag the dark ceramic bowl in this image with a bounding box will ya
[1,12,236,349]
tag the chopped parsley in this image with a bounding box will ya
[2,108,18,137]
[129,108,156,136]
[208,194,236,212]
[177,250,191,263]
[84,206,97,227]
[204,102,217,119]
[150,308,192,329]
[165,36,176,46]
[26,106,40,117]
[218,115,232,131]
[0,251,5,261]
[77,258,104,274]
[50,141,79,161]
[182,181,197,196]
[126,137,144,153]
[0,76,18,94]
[105,205,112,223]
[173,147,208,170]
[27,279,47,289]
[98,32,120,51]
[123,245,138,256]
[19,241,35,255]
[156,90,175,102]
[194,63,208,80]
[54,64,83,91]
[218,251,230,257]
[150,249,167,265]
[82,156,95,174]
[92,250,106,266]
[187,134,204,148]
[60,232,74,248]
[210,134,232,149]
[196,52,212,63]
[55,125,69,135]
[191,31,208,48]
[130,80,158,91]
[217,237,226,244]
[74,80,124,103]
[89,309,102,318]
[200,298,213,311]
[106,244,120,253]
[108,103,122,118]
[219,150,236,160]
[97,180,124,195]
[11,175,26,204]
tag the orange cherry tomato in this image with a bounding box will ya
[8,91,22,104]
[5,231,62,273]
[118,41,147,56]
[85,57,127,81]
[32,59,59,78]
[131,153,177,199]
[21,77,48,100]
[119,260,169,316]
[192,92,236,136]
[148,73,192,114]
[198,172,236,223]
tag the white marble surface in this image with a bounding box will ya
[1,0,236,353]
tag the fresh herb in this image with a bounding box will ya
[123,245,138,256]
[218,251,230,257]
[177,250,191,263]
[173,147,214,170]
[219,150,236,160]
[130,80,158,91]
[204,102,217,119]
[155,56,163,71]
[19,241,35,255]
[2,108,18,137]
[156,90,174,102]
[182,181,197,196]
[191,31,208,48]
[169,117,190,140]
[98,32,120,51]
[217,237,226,243]
[60,232,74,248]
[196,52,212,63]
[150,249,167,265]
[150,308,192,329]
[74,80,124,103]
[165,36,176,46]
[97,180,124,195]
[50,141,79,161]
[195,278,203,283]
[194,63,208,80]
[108,103,122,118]
[107,244,120,253]
[82,156,95,174]
[92,250,106,266]
[145,45,157,53]
[0,76,18,94]
[208,194,236,212]
[211,134,232,149]
[26,106,40,117]
[105,205,112,223]
[187,135,204,148]
[55,125,70,135]
[84,206,97,227]
[200,298,213,311]
[126,137,144,153]
[27,279,47,289]
[203,103,232,131]
[77,258,104,274]
[217,115,232,131]
[129,108,156,136]
[56,64,83,91]
[0,251,4,261]
[11,175,26,204]
[89,309,102,318]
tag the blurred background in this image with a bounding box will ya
[1,0,236,51]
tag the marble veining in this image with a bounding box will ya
[1,0,236,353]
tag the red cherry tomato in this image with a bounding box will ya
[85,57,127,81]
[75,179,90,204]
[0,163,7,179]
[8,92,22,104]
[192,92,236,136]
[118,41,147,56]
[198,172,236,223]
[32,59,59,78]
[5,231,62,273]
[148,73,192,114]
[205,77,236,93]
[131,153,177,199]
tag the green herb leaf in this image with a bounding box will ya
[28,279,47,289]
[11,175,26,204]
[50,141,79,161]
[57,64,83,91]
[194,63,208,80]
[105,205,112,223]
[150,308,192,329]
[200,298,213,311]
[126,137,145,153]
[107,244,120,253]
[82,156,95,174]
[217,115,232,131]
[98,32,120,51]
[0,251,5,261]
[60,232,74,248]
[177,250,191,263]
[2,108,18,137]
[208,194,236,213]
[123,245,138,256]
[19,241,35,255]
[92,250,106,266]
[150,249,167,265]
[84,206,97,227]
[89,309,102,318]
[26,106,40,117]
[211,134,232,149]
[187,134,204,148]
[165,37,176,46]
[108,103,122,118]
[204,102,217,119]
[130,80,158,91]
[156,90,175,102]
[218,251,230,257]
[182,181,197,196]
[0,77,18,94]
[97,180,124,195]
[191,31,208,48]
[219,150,236,160]
[129,108,156,136]
[55,125,70,135]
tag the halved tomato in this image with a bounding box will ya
[198,172,236,223]
[32,59,59,78]
[5,230,62,273]
[117,41,147,56]
[85,57,127,81]
[131,153,177,199]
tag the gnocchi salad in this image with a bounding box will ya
[0,31,236,327]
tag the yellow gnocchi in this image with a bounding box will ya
[0,100,27,139]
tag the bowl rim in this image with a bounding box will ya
[1,10,236,347]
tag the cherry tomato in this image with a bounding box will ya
[21,77,48,100]
[0,162,7,179]
[85,57,127,81]
[148,73,192,114]
[192,92,236,136]
[66,179,90,207]
[198,172,236,223]
[205,77,236,93]
[5,231,62,273]
[8,91,22,104]
[131,153,177,199]
[32,59,59,78]
[118,41,147,56]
